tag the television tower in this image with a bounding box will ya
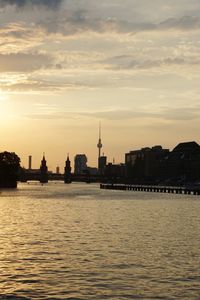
[97,122,103,160]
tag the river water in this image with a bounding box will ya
[0,182,200,299]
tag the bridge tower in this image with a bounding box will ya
[40,154,48,183]
[64,154,71,183]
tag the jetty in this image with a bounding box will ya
[100,184,200,196]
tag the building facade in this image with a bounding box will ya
[125,145,169,183]
[74,154,87,174]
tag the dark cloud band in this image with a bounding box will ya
[0,0,63,9]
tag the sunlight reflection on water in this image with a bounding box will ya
[0,182,200,299]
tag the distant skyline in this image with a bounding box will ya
[1,0,200,170]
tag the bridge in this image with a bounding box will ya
[20,171,100,183]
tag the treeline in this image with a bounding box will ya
[0,152,20,188]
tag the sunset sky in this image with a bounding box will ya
[1,0,200,171]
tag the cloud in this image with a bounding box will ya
[1,5,200,43]
[163,107,200,121]
[23,109,155,121]
[0,52,53,72]
[1,1,200,38]
[78,107,200,122]
[78,110,155,120]
[101,54,200,71]
[23,106,200,122]
[0,0,63,9]
[0,23,46,54]
[0,74,90,92]
[1,1,200,94]
[159,16,200,31]
[37,12,155,36]
[37,11,200,37]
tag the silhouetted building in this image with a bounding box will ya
[125,145,169,183]
[28,155,32,170]
[104,163,125,183]
[87,167,98,175]
[98,156,107,175]
[56,166,60,174]
[124,142,200,184]
[64,155,71,183]
[74,154,87,174]
[163,141,200,184]
[40,154,48,183]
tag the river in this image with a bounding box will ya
[0,182,200,299]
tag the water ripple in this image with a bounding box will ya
[0,182,200,299]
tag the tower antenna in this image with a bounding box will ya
[99,121,101,139]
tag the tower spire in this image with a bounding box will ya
[97,122,103,170]
[99,121,101,140]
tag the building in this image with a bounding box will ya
[163,141,200,184]
[87,167,98,175]
[104,163,126,183]
[98,156,107,175]
[74,154,87,174]
[125,145,169,183]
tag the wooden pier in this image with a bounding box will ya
[100,184,200,196]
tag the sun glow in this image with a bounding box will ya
[0,91,8,104]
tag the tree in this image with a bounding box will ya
[0,152,21,188]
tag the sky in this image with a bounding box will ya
[1,0,200,171]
